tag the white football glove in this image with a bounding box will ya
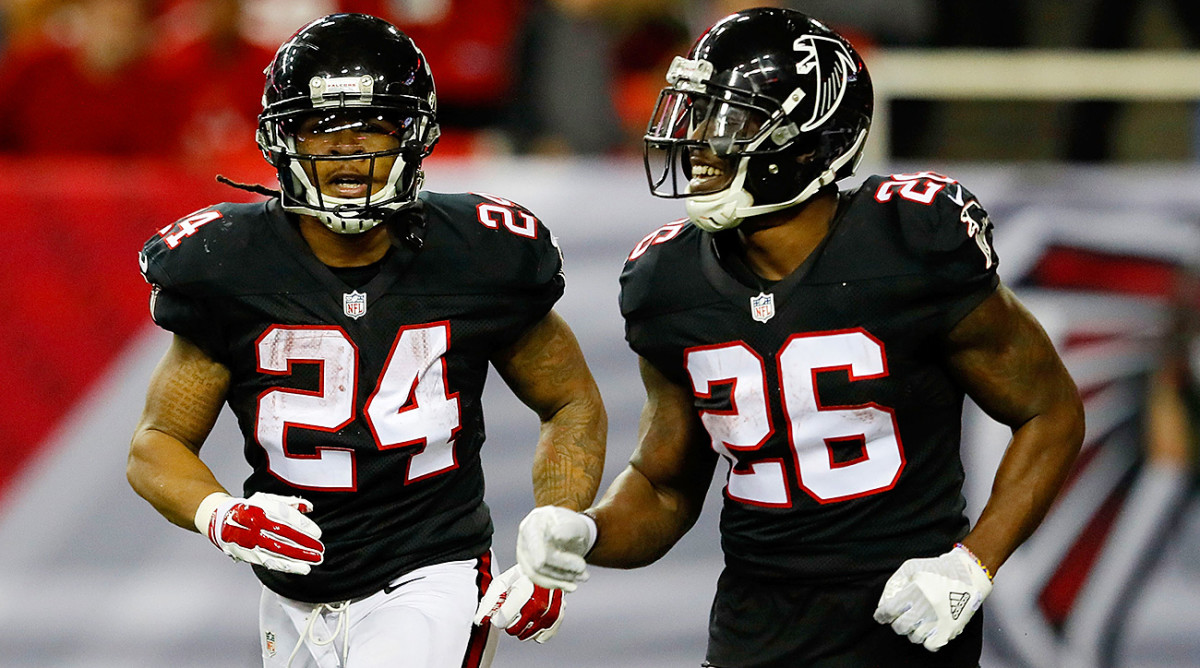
[473,565,565,643]
[872,544,993,652]
[194,492,325,575]
[515,506,597,592]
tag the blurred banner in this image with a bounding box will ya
[0,156,269,499]
[0,157,1197,667]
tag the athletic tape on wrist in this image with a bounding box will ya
[580,509,599,556]
[194,491,231,539]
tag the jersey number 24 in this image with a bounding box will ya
[255,322,459,491]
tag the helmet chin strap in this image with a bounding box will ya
[685,129,867,233]
[685,160,754,233]
[282,206,383,234]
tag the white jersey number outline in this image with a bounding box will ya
[256,323,461,491]
[685,328,904,506]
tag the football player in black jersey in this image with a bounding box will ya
[510,8,1085,668]
[126,13,606,668]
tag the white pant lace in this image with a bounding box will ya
[286,600,351,668]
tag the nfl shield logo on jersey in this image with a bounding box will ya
[343,290,368,319]
[750,292,775,323]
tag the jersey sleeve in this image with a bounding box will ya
[139,208,228,362]
[618,221,698,387]
[486,195,565,342]
[427,191,566,349]
[513,200,566,317]
[504,225,565,345]
[881,174,1001,332]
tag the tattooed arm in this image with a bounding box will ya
[128,334,231,529]
[493,310,607,510]
[474,311,604,641]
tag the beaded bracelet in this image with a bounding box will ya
[955,542,994,581]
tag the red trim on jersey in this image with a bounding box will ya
[825,435,869,470]
[628,220,687,261]
[157,208,223,249]
[724,458,793,509]
[462,552,494,668]
[472,193,540,239]
[684,341,788,509]
[361,320,464,485]
[685,340,776,453]
[254,325,360,492]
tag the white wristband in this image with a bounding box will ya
[579,511,598,554]
[193,492,231,537]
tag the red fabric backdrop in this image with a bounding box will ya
[0,156,271,501]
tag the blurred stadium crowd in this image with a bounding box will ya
[2,0,1199,509]
[2,0,1199,164]
[0,0,731,164]
[1,0,1198,504]
[1,3,1199,667]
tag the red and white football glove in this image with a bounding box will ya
[872,544,993,652]
[474,566,565,643]
[515,506,597,592]
[193,492,325,575]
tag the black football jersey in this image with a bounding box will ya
[140,192,564,602]
[620,172,1000,580]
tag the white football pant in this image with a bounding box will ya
[259,556,498,668]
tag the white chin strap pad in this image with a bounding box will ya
[686,129,868,233]
[280,200,383,234]
[685,189,753,233]
[685,160,755,233]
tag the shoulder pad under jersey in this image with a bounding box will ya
[858,171,999,282]
[619,218,703,321]
[417,191,564,292]
[139,201,273,296]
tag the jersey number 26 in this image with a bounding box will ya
[686,329,904,507]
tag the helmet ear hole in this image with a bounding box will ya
[745,153,807,204]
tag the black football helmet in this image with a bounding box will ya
[644,8,872,231]
[257,13,440,234]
